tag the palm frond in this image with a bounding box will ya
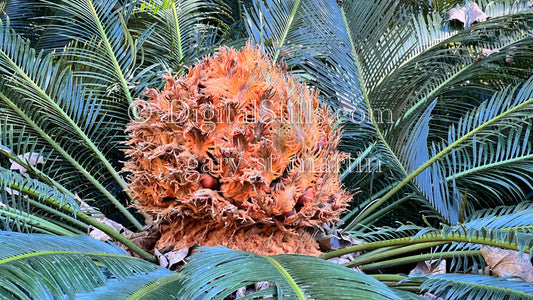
[244,0,364,109]
[408,273,533,300]
[133,0,223,72]
[0,0,47,44]
[0,151,89,235]
[44,0,151,103]
[376,13,533,128]
[0,164,155,260]
[176,246,421,300]
[465,202,533,229]
[0,166,78,210]
[434,78,533,205]
[440,121,533,207]
[424,203,533,272]
[325,221,533,268]
[0,232,178,299]
[0,18,141,228]
[354,76,533,225]
[481,0,533,17]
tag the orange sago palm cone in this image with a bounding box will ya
[124,45,351,255]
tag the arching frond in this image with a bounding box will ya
[433,79,533,208]
[176,246,421,300]
[133,0,223,72]
[0,0,47,44]
[0,18,141,228]
[0,232,180,299]
[43,0,151,103]
[465,202,533,229]
[409,273,533,300]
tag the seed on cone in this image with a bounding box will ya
[297,188,315,205]
[200,173,219,189]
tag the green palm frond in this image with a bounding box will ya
[0,0,48,44]
[0,18,141,228]
[176,246,422,300]
[0,166,155,261]
[407,273,533,300]
[133,0,224,72]
[479,0,533,17]
[354,75,533,226]
[440,120,533,208]
[382,15,533,131]
[215,0,250,42]
[0,166,78,211]
[417,202,533,272]
[0,158,87,235]
[370,0,532,99]
[44,0,151,103]
[439,123,533,205]
[465,202,533,229]
[433,79,533,208]
[0,232,178,299]
[245,0,372,110]
[324,219,533,271]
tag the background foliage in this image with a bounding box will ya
[0,0,533,299]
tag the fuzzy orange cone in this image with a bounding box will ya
[124,45,351,255]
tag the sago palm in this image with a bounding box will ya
[1,0,533,299]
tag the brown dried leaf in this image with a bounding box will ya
[236,282,273,299]
[327,253,363,273]
[130,231,160,252]
[88,217,132,242]
[467,3,488,27]
[449,6,467,24]
[10,152,45,174]
[155,247,189,270]
[482,48,499,57]
[449,3,488,28]
[155,248,169,268]
[327,253,354,265]
[317,228,362,251]
[423,293,445,300]
[409,259,446,275]
[480,247,533,281]
[83,200,133,242]
[165,247,189,268]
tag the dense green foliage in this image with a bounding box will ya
[0,0,533,299]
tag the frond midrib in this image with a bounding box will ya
[358,250,480,271]
[0,250,134,265]
[263,255,306,300]
[84,0,134,106]
[170,0,183,60]
[339,5,409,178]
[125,273,182,300]
[0,90,139,228]
[446,153,533,181]
[272,0,301,64]
[320,230,530,260]
[394,18,532,125]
